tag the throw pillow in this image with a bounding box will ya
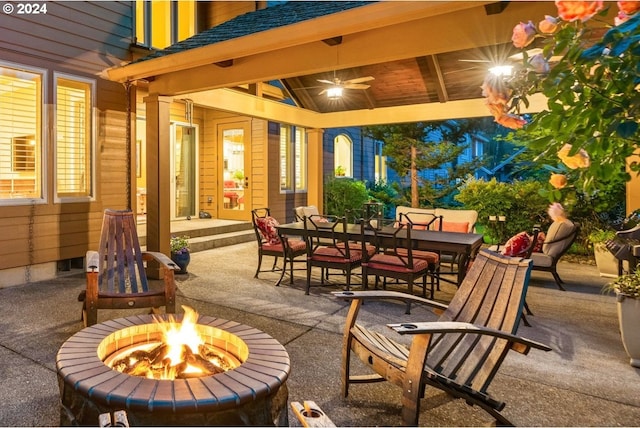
[501,232,531,257]
[531,231,546,253]
[441,221,469,233]
[255,216,281,245]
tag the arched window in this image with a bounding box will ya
[334,134,352,177]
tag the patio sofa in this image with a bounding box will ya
[395,206,478,233]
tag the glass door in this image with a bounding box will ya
[218,122,251,220]
[172,124,197,219]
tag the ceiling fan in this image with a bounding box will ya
[317,75,374,96]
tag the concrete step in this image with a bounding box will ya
[189,230,255,253]
[139,220,255,252]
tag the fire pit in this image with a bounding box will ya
[56,309,290,426]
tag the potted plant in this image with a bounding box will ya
[605,270,640,368]
[588,229,619,278]
[170,235,190,274]
[232,170,245,187]
[335,165,346,177]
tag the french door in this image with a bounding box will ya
[218,122,251,220]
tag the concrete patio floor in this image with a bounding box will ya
[1,241,639,427]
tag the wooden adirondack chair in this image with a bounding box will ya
[82,209,177,327]
[333,249,551,426]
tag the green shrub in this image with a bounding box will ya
[455,177,548,239]
[367,180,403,219]
[324,177,370,223]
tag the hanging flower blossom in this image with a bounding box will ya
[548,202,568,221]
[549,173,568,189]
[538,15,559,34]
[512,21,537,48]
[529,54,550,74]
[617,1,640,14]
[495,113,527,130]
[555,1,604,22]
[558,144,591,169]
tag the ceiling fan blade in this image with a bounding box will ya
[318,89,328,95]
[343,83,370,90]
[343,76,374,84]
[317,79,335,85]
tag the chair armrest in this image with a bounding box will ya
[86,250,100,273]
[332,290,448,312]
[388,321,552,353]
[143,251,179,270]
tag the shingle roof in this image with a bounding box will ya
[134,1,376,63]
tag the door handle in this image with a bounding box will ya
[244,177,249,189]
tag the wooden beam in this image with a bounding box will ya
[322,36,342,46]
[418,55,448,103]
[214,59,234,68]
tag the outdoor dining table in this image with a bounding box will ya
[277,221,484,286]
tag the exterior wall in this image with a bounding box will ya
[323,127,377,184]
[0,1,133,286]
[266,123,307,223]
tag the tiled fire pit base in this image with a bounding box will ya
[56,314,290,426]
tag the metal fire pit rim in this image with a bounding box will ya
[56,313,291,413]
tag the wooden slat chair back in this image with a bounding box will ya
[333,249,551,426]
[82,209,177,327]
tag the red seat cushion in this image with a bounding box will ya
[286,239,307,252]
[311,246,362,263]
[336,242,377,256]
[394,248,439,264]
[366,254,429,272]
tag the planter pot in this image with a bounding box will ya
[594,245,620,278]
[170,251,190,274]
[617,293,640,368]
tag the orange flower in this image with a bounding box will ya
[549,173,568,189]
[481,76,510,105]
[555,1,604,22]
[538,15,559,34]
[618,1,640,14]
[615,10,631,25]
[558,144,591,169]
[512,21,537,48]
[495,113,527,130]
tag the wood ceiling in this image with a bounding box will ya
[280,41,517,113]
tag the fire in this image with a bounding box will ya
[107,306,240,380]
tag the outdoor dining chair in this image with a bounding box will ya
[360,218,435,300]
[303,215,366,295]
[251,208,306,286]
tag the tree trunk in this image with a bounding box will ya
[411,145,418,207]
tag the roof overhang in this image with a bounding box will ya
[106,1,557,125]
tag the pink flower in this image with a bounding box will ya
[529,54,550,74]
[512,21,537,48]
[538,15,559,34]
[548,202,567,222]
[549,173,568,189]
[618,1,640,14]
[615,10,631,25]
[481,76,510,105]
[555,1,604,22]
[558,144,591,169]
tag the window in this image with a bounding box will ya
[136,0,196,49]
[0,63,43,201]
[55,75,94,200]
[375,141,387,182]
[334,134,352,177]
[280,125,306,191]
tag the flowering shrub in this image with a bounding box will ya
[483,1,640,195]
[170,235,190,254]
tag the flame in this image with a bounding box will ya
[107,305,239,380]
